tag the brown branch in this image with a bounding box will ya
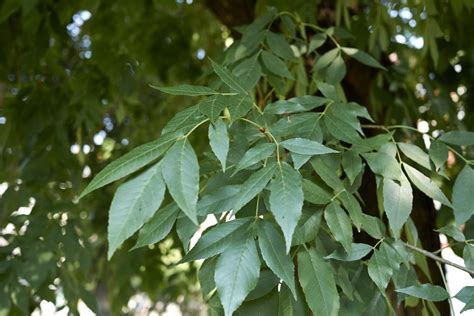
[403,242,474,276]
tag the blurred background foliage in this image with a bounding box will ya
[0,0,472,315]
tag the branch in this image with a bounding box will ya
[403,242,474,276]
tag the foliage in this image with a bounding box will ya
[81,8,474,316]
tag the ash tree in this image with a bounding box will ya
[81,7,474,316]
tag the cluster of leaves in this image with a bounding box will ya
[81,9,474,316]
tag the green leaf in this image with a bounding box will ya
[270,113,322,141]
[435,225,465,242]
[398,143,431,171]
[367,248,393,291]
[341,47,386,70]
[215,236,260,316]
[226,94,253,122]
[310,157,344,191]
[326,54,346,84]
[298,248,340,316]
[278,284,308,316]
[362,152,402,181]
[180,218,252,262]
[396,284,449,302]
[360,214,385,239]
[176,214,198,251]
[257,221,297,298]
[79,132,176,198]
[132,203,179,250]
[266,32,295,61]
[264,96,327,115]
[162,139,200,224]
[199,257,217,298]
[314,48,339,72]
[261,51,294,79]
[209,119,229,172]
[292,209,323,246]
[233,54,262,90]
[429,140,448,171]
[455,287,474,313]
[325,243,373,261]
[233,162,277,213]
[325,202,353,252]
[107,162,166,259]
[324,111,362,144]
[233,143,276,175]
[338,191,364,230]
[150,84,219,96]
[308,33,327,53]
[162,105,204,135]
[452,165,474,224]
[383,176,413,237]
[463,244,474,270]
[245,269,279,301]
[439,131,474,146]
[291,153,311,169]
[342,151,363,185]
[302,179,332,204]
[403,163,451,207]
[281,138,338,156]
[210,58,248,93]
[269,162,304,252]
[199,95,226,123]
[197,185,240,216]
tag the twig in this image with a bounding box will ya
[403,242,474,276]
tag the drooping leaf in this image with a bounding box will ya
[245,270,279,301]
[180,218,252,262]
[325,243,373,261]
[280,138,338,156]
[326,54,346,84]
[199,257,218,299]
[429,140,448,171]
[292,209,323,246]
[368,248,393,291]
[210,58,248,93]
[403,163,451,207]
[233,162,277,213]
[226,94,253,122]
[150,84,220,96]
[261,51,294,79]
[215,236,261,316]
[79,132,176,198]
[107,162,166,259]
[341,47,386,70]
[362,152,402,181]
[398,143,431,171]
[233,143,276,175]
[396,284,449,302]
[438,131,474,146]
[176,214,198,251]
[341,151,363,185]
[257,221,297,298]
[199,95,226,123]
[132,203,179,250]
[278,284,308,316]
[325,202,353,252]
[360,214,385,239]
[314,48,339,73]
[162,139,200,224]
[266,32,295,61]
[455,286,474,313]
[308,33,327,53]
[338,191,364,230]
[463,244,474,271]
[383,176,413,237]
[452,165,474,224]
[209,119,229,172]
[291,153,312,169]
[298,248,340,316]
[269,162,304,252]
[310,157,344,191]
[233,54,262,90]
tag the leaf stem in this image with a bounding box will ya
[302,23,341,48]
[433,238,474,255]
[239,118,281,161]
[403,242,474,276]
[436,261,455,315]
